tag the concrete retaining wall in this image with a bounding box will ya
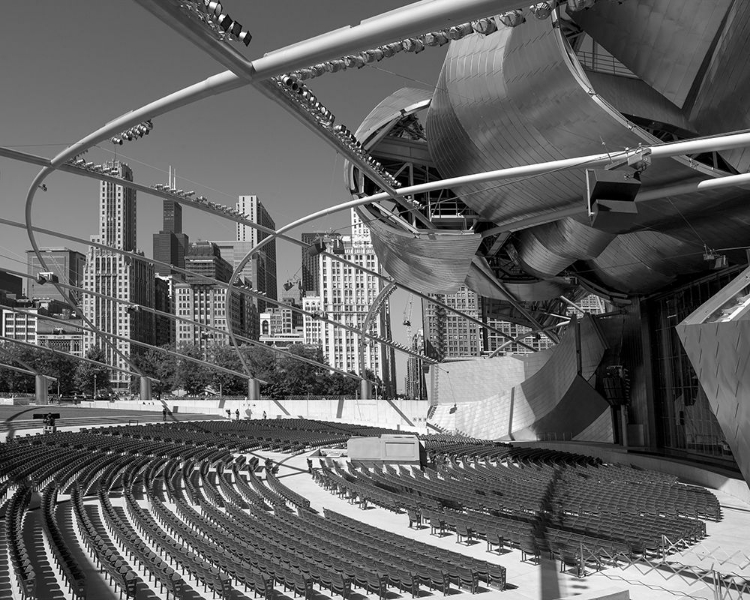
[81,397,431,433]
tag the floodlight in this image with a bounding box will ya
[230,21,242,37]
[498,10,526,27]
[345,55,365,69]
[425,31,449,46]
[206,1,222,17]
[217,14,232,31]
[238,30,252,46]
[531,2,553,19]
[402,38,425,53]
[449,23,474,39]
[472,17,498,34]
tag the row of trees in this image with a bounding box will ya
[0,342,380,399]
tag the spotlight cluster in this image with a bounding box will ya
[111,120,153,146]
[276,74,335,128]
[290,17,501,82]
[288,1,606,84]
[177,0,252,46]
[66,159,123,176]
[276,74,400,189]
[333,124,401,189]
[151,185,246,219]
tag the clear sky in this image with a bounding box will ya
[0,1,449,391]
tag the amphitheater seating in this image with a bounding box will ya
[0,415,727,598]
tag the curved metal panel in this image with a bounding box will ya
[355,87,433,143]
[572,0,733,109]
[425,17,649,228]
[676,266,750,487]
[585,71,695,134]
[689,0,750,173]
[586,231,703,294]
[516,218,614,278]
[465,259,571,302]
[428,316,607,440]
[356,207,482,294]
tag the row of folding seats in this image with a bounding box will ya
[70,485,137,599]
[6,486,36,599]
[108,494,188,600]
[266,468,311,510]
[40,484,85,598]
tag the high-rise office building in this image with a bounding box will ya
[302,209,394,395]
[184,241,233,284]
[0,271,23,307]
[422,285,482,360]
[153,199,189,278]
[174,241,256,347]
[300,232,320,295]
[82,161,155,391]
[26,248,86,305]
[405,328,426,400]
[213,195,277,334]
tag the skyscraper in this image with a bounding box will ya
[212,195,277,334]
[422,285,482,360]
[174,241,256,348]
[300,232,320,295]
[26,248,86,305]
[302,209,394,395]
[153,199,189,278]
[82,161,155,392]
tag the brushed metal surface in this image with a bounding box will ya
[572,0,733,109]
[585,71,695,134]
[428,315,606,440]
[356,206,482,294]
[516,218,614,278]
[465,257,571,301]
[425,17,647,228]
[354,87,433,143]
[676,266,750,487]
[689,0,750,173]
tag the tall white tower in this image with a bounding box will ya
[303,209,394,395]
[82,161,154,392]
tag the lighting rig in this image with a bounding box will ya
[275,74,401,189]
[111,120,153,145]
[289,16,503,83]
[286,0,609,85]
[176,0,252,46]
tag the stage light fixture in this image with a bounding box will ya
[531,2,553,19]
[425,31,449,46]
[472,17,498,34]
[449,23,474,39]
[111,137,123,145]
[402,38,425,53]
[238,30,252,46]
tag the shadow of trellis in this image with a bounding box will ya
[576,535,750,600]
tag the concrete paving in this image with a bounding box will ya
[269,450,750,600]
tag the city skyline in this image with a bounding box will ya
[0,2,444,392]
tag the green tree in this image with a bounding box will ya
[175,343,212,396]
[265,344,330,397]
[73,346,111,397]
[0,345,34,393]
[209,345,246,396]
[129,345,178,398]
[31,348,78,396]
